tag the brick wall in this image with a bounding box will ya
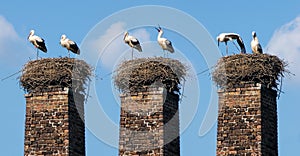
[119,87,180,156]
[216,83,278,156]
[24,87,85,155]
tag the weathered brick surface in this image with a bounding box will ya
[24,87,85,156]
[119,87,180,156]
[217,83,278,156]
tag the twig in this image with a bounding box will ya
[1,69,23,81]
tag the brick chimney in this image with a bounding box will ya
[114,58,186,156]
[217,84,278,155]
[119,87,180,155]
[20,58,91,155]
[24,87,85,155]
[213,54,285,156]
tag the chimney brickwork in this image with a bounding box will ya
[119,87,180,156]
[216,83,278,156]
[24,87,85,156]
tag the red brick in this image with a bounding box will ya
[23,87,85,156]
[119,87,180,156]
[216,83,278,156]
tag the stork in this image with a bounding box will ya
[123,31,142,59]
[216,33,246,55]
[28,29,47,59]
[60,34,80,57]
[155,26,174,57]
[251,31,263,54]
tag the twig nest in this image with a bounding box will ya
[20,57,92,93]
[212,54,287,89]
[114,57,187,93]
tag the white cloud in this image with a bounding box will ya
[97,22,127,69]
[84,22,151,69]
[0,15,32,68]
[131,29,151,43]
[0,16,18,43]
[266,16,300,85]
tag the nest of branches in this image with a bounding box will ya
[20,57,92,94]
[114,57,187,93]
[212,54,287,89]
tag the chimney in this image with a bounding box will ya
[20,58,91,155]
[114,57,186,156]
[213,54,286,155]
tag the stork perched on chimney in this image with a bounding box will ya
[123,31,142,59]
[155,25,174,57]
[60,34,80,57]
[251,31,263,54]
[28,29,47,59]
[217,33,246,55]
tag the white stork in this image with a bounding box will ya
[155,26,174,57]
[216,33,246,55]
[28,29,47,59]
[251,31,263,54]
[60,34,80,57]
[123,31,142,59]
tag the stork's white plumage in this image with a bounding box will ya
[216,33,246,55]
[155,26,174,55]
[28,30,47,59]
[123,31,142,59]
[60,34,80,57]
[251,31,263,54]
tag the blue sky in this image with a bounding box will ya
[1,1,300,155]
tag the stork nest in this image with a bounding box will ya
[212,54,287,89]
[114,57,187,93]
[20,57,92,94]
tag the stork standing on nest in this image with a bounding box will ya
[28,29,47,59]
[217,33,246,55]
[155,26,174,57]
[251,31,263,54]
[123,31,142,59]
[60,34,80,57]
